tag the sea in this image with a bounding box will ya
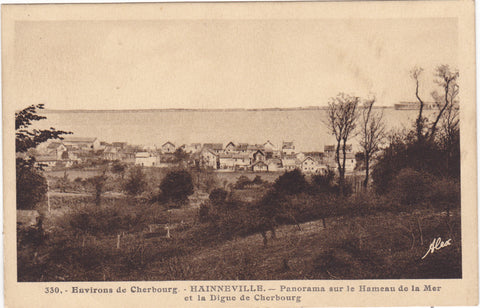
[34,108,435,152]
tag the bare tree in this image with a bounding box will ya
[411,67,427,140]
[430,65,459,140]
[325,93,360,194]
[359,97,385,188]
[411,65,459,142]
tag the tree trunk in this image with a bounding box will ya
[363,153,370,188]
[341,140,347,195]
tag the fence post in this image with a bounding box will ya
[116,234,121,249]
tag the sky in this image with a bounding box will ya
[13,18,458,110]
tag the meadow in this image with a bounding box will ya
[18,166,461,281]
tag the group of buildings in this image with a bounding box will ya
[35,137,357,174]
[194,141,356,174]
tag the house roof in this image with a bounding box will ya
[324,144,352,152]
[235,143,249,151]
[247,144,265,151]
[63,137,97,143]
[302,156,323,164]
[36,155,57,162]
[303,151,323,158]
[282,141,295,149]
[162,141,175,147]
[203,143,223,151]
[135,152,151,158]
[47,142,62,149]
[202,149,218,156]
[219,153,249,159]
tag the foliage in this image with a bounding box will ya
[88,173,107,206]
[111,161,126,176]
[15,104,72,153]
[15,104,71,209]
[273,169,308,195]
[310,169,338,195]
[63,205,149,236]
[159,170,194,203]
[389,168,433,207]
[234,175,251,189]
[16,157,47,210]
[209,188,228,206]
[251,175,264,185]
[123,166,147,196]
[173,148,189,162]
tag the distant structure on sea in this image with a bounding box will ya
[394,101,437,110]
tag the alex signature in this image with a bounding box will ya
[421,237,452,259]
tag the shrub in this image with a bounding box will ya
[310,169,338,195]
[62,205,149,236]
[159,170,194,203]
[426,177,460,214]
[251,175,264,185]
[273,169,308,195]
[389,168,433,208]
[234,175,251,189]
[198,203,210,223]
[123,166,147,196]
[16,158,47,210]
[209,188,228,206]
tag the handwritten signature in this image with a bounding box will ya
[422,237,452,259]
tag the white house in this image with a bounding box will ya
[201,149,218,169]
[135,152,159,167]
[62,137,101,151]
[251,160,268,172]
[301,156,327,174]
[282,141,296,155]
[161,141,176,154]
[266,158,283,172]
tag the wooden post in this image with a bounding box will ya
[116,234,121,249]
[166,226,170,238]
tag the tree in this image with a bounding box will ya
[325,93,360,194]
[159,170,194,204]
[273,169,308,195]
[359,98,385,188]
[15,104,71,209]
[123,166,147,196]
[16,158,47,210]
[111,161,126,179]
[173,147,189,163]
[310,168,337,195]
[411,65,459,142]
[89,172,107,206]
[209,188,228,206]
[234,175,251,189]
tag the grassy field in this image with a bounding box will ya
[19,192,460,281]
[18,165,461,282]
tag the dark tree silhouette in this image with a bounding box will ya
[160,170,194,204]
[123,166,147,196]
[15,104,71,209]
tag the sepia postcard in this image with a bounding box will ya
[2,1,478,307]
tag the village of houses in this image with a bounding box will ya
[35,137,357,175]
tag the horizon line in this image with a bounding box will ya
[40,105,395,113]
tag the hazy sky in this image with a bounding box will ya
[14,18,458,110]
